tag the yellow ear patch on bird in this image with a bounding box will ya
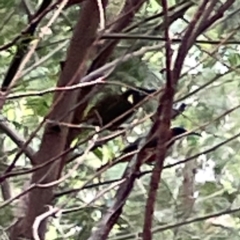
[127,94,134,104]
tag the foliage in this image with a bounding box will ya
[1,0,240,240]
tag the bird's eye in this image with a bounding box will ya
[127,95,134,104]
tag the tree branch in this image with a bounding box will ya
[142,0,173,238]
[0,120,35,162]
[9,0,106,239]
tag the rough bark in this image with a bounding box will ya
[9,1,103,239]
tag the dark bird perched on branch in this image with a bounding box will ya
[97,127,201,171]
[82,87,157,130]
[82,102,187,152]
[82,87,186,131]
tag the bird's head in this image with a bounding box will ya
[123,87,157,104]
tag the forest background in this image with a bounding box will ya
[0,0,239,240]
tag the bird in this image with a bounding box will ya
[82,87,157,130]
[97,127,201,171]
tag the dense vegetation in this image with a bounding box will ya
[0,0,240,239]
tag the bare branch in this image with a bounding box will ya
[142,1,173,237]
[0,120,35,161]
[107,206,240,239]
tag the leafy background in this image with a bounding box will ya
[1,0,240,239]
